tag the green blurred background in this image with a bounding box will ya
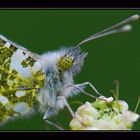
[0,9,140,130]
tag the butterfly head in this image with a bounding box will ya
[58,47,87,77]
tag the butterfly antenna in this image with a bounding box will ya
[75,14,139,48]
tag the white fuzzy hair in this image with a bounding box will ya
[36,48,73,113]
[36,47,87,116]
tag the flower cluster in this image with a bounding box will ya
[70,96,139,130]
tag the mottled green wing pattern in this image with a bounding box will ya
[0,35,45,124]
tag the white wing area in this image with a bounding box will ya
[10,49,32,78]
[0,34,45,125]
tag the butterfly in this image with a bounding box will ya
[0,14,139,129]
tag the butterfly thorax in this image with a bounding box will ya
[36,48,87,114]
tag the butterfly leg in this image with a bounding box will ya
[44,119,64,130]
[80,82,102,96]
[72,82,102,96]
[43,96,75,130]
[56,96,75,117]
[43,108,64,130]
[63,82,103,100]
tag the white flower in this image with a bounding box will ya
[70,96,139,130]
[112,100,128,113]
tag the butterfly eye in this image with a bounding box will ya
[58,55,74,71]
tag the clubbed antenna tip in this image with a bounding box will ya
[131,14,139,20]
[76,14,139,48]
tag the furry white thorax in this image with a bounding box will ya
[36,48,76,114]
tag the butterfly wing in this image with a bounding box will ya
[0,35,45,124]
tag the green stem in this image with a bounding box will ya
[134,96,140,113]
